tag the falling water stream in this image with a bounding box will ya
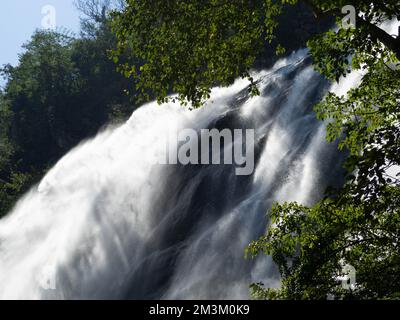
[0,49,364,299]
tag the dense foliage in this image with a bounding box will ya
[112,0,400,299]
[111,0,331,107]
[249,4,400,299]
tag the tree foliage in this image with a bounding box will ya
[111,0,333,107]
[247,2,400,299]
[111,0,400,106]
[247,185,400,299]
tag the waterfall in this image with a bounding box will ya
[0,49,356,299]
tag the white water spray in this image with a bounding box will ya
[0,50,359,299]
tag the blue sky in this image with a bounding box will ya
[0,0,80,70]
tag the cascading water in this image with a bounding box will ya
[0,49,357,299]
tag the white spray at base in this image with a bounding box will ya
[0,50,360,299]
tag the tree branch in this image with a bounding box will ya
[300,0,400,59]
[356,15,400,59]
[301,0,340,19]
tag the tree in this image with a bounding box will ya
[0,91,13,174]
[111,1,400,299]
[247,185,400,299]
[74,0,125,38]
[3,31,80,169]
[247,32,400,298]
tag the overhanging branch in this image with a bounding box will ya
[300,0,400,59]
